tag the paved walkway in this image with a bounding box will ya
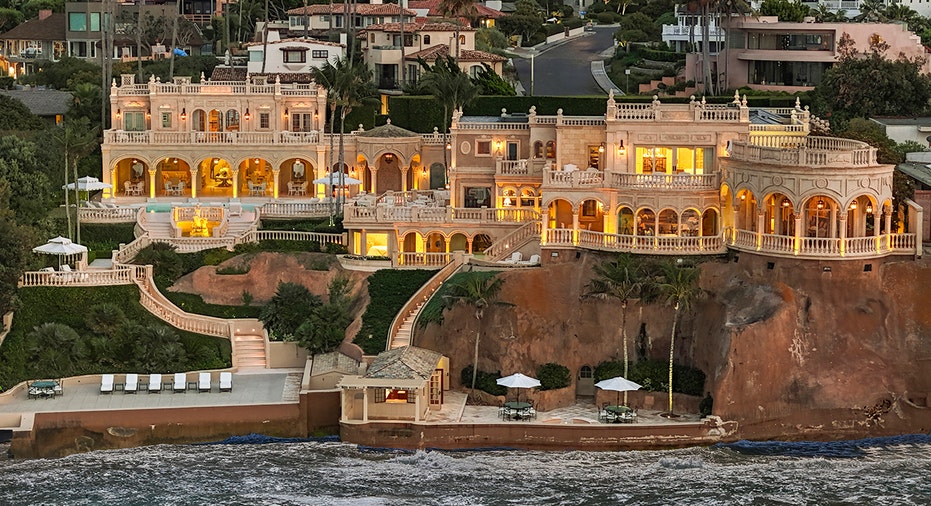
[0,369,302,414]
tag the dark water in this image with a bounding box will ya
[0,437,929,505]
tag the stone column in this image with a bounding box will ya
[572,211,580,245]
[370,167,378,195]
[793,213,803,255]
[540,209,549,246]
[190,168,198,199]
[838,214,848,256]
[360,230,367,256]
[231,168,240,199]
[466,237,473,254]
[362,389,369,422]
[272,168,281,199]
[401,167,408,192]
[756,209,765,250]
[829,205,837,238]
[147,168,156,199]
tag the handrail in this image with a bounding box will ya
[133,265,233,338]
[484,221,542,260]
[386,252,466,350]
[18,265,142,287]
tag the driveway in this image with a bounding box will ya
[512,27,618,96]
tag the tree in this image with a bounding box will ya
[0,182,37,317]
[439,0,476,58]
[419,56,478,180]
[51,118,100,242]
[656,261,700,415]
[84,303,128,339]
[259,282,323,341]
[584,253,643,405]
[811,34,931,129]
[27,323,87,378]
[293,277,352,372]
[0,7,23,34]
[443,272,506,398]
[472,63,515,95]
[0,136,51,226]
[759,0,809,22]
[498,0,544,42]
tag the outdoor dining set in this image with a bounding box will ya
[27,379,62,399]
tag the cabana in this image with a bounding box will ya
[338,346,449,422]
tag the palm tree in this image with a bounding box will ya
[713,0,752,93]
[419,56,478,181]
[657,260,700,415]
[51,118,99,243]
[439,0,476,59]
[584,253,642,404]
[444,272,506,399]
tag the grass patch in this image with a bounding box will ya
[0,285,231,390]
[162,290,263,319]
[353,269,435,355]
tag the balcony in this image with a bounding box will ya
[112,80,320,97]
[343,205,540,226]
[544,169,604,188]
[544,228,727,256]
[661,25,725,39]
[726,228,917,259]
[611,102,749,123]
[606,172,720,190]
[729,135,877,168]
[105,130,322,145]
[496,158,549,177]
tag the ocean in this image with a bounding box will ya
[0,436,929,505]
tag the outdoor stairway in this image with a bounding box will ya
[388,301,425,349]
[142,214,174,238]
[233,329,267,368]
[224,211,259,238]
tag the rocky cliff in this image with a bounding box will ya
[416,251,931,440]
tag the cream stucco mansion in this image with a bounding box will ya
[96,73,922,264]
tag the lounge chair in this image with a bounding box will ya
[172,372,187,393]
[198,372,211,393]
[100,374,114,394]
[124,373,138,394]
[502,252,522,264]
[219,372,232,392]
[148,373,162,393]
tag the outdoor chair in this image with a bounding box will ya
[124,373,138,394]
[198,372,211,393]
[100,374,114,394]
[148,373,162,393]
[219,372,232,392]
[172,372,187,393]
[502,252,522,264]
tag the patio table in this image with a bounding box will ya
[604,405,635,423]
[504,401,532,421]
[28,380,59,399]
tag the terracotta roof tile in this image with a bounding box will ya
[406,44,506,63]
[408,0,503,18]
[364,346,442,381]
[361,21,473,33]
[287,3,416,16]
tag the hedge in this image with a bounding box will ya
[461,366,508,395]
[353,269,436,354]
[594,359,706,396]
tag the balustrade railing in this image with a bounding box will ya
[544,228,726,255]
[545,169,605,187]
[607,172,719,190]
[395,252,452,267]
[261,201,333,218]
[497,159,530,175]
[78,206,138,223]
[344,205,539,224]
[732,135,877,167]
[387,253,465,350]
[105,130,321,145]
[114,81,319,97]
[615,103,656,120]
[134,265,232,338]
[485,221,542,260]
[241,230,346,245]
[18,266,141,287]
[726,227,919,258]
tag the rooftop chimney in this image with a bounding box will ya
[39,9,52,20]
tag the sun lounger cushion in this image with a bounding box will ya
[125,373,138,393]
[198,372,211,392]
[219,372,232,392]
[173,372,187,392]
[100,374,114,394]
[148,373,162,393]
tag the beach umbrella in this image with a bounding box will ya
[595,376,642,406]
[496,373,541,403]
[33,236,87,268]
[62,176,112,192]
[313,171,362,187]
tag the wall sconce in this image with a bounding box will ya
[617,140,625,155]
[180,108,187,120]
[849,200,857,211]
[145,109,151,119]
[598,143,605,153]
[116,108,121,118]
[781,197,790,208]
[385,153,394,162]
[866,202,874,214]
[284,108,289,118]
[816,199,825,210]
[244,108,251,120]
[494,141,502,154]
[445,142,452,151]
[422,166,427,177]
[314,111,319,121]
[739,193,746,201]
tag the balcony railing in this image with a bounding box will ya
[731,135,877,167]
[105,130,322,145]
[544,228,726,255]
[661,25,725,37]
[544,169,605,188]
[113,80,319,97]
[343,205,540,225]
[727,228,917,259]
[606,172,719,190]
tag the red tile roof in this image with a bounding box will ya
[405,44,506,63]
[408,0,503,19]
[361,21,474,33]
[287,4,416,16]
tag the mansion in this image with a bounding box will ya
[97,73,922,264]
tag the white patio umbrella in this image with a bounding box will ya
[62,176,112,192]
[496,373,541,403]
[33,236,87,268]
[595,376,642,406]
[313,171,362,187]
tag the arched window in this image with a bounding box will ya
[520,187,537,208]
[545,140,556,159]
[578,366,593,379]
[459,35,465,45]
[424,35,431,44]
[470,65,483,78]
[192,109,207,131]
[501,188,517,207]
[225,110,240,131]
[533,141,543,158]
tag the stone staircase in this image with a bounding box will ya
[389,300,426,349]
[142,214,175,238]
[233,325,267,368]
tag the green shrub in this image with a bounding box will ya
[216,265,250,275]
[161,290,263,319]
[353,269,435,354]
[418,270,501,327]
[81,223,136,250]
[461,366,508,395]
[594,359,705,395]
[537,362,571,390]
[596,12,614,24]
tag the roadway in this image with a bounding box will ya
[512,27,619,97]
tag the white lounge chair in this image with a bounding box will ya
[173,372,187,393]
[100,374,114,394]
[148,373,162,393]
[198,372,211,393]
[219,372,232,392]
[124,373,138,394]
[502,252,522,264]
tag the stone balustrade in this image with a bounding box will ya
[484,221,542,260]
[105,130,321,145]
[261,201,334,218]
[727,228,918,259]
[731,135,877,168]
[543,228,726,255]
[395,252,452,267]
[78,206,138,223]
[113,80,319,97]
[18,265,145,287]
[606,172,719,190]
[544,169,605,188]
[387,253,466,350]
[344,205,539,225]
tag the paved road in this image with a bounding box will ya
[513,27,618,97]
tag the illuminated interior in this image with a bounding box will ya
[635,147,711,174]
[365,233,389,257]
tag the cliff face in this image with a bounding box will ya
[416,252,931,440]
